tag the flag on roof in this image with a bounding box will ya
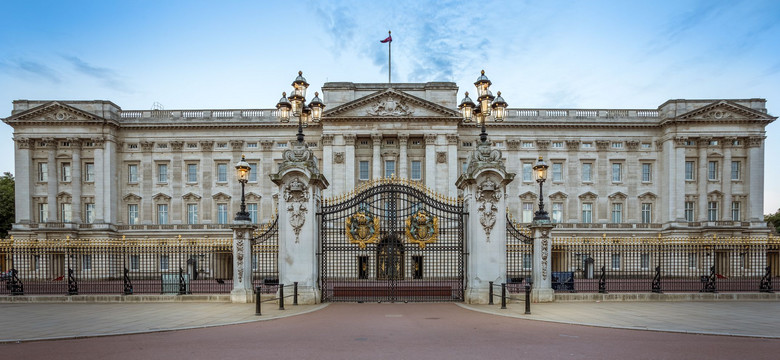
[380,35,392,43]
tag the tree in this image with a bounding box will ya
[766,208,780,233]
[0,172,13,238]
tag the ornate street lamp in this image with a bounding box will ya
[276,71,325,144]
[533,156,550,221]
[234,155,251,222]
[458,70,507,144]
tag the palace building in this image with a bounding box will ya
[3,79,776,241]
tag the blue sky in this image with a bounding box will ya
[1,0,778,213]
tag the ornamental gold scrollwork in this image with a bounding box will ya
[346,203,380,249]
[405,206,439,249]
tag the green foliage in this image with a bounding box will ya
[0,172,13,238]
[766,208,780,233]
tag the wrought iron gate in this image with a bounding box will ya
[506,215,533,292]
[319,179,466,302]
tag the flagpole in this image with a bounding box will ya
[388,30,391,83]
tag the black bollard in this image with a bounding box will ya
[524,284,531,315]
[279,283,285,310]
[255,286,262,316]
[501,283,507,309]
[488,281,494,305]
[294,282,299,306]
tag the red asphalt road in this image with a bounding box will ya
[2,303,778,360]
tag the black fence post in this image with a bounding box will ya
[178,267,186,295]
[67,268,78,296]
[293,282,299,305]
[598,265,607,294]
[524,284,531,315]
[488,281,494,305]
[123,267,133,295]
[9,268,23,296]
[255,286,262,316]
[651,265,662,293]
[500,283,507,309]
[279,283,285,310]
[759,265,773,293]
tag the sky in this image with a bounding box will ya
[0,0,778,213]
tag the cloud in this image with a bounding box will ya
[0,59,61,83]
[61,55,129,91]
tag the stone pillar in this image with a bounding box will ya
[104,138,119,224]
[344,135,356,191]
[14,137,33,224]
[456,141,515,304]
[372,134,382,180]
[200,141,214,223]
[70,138,82,223]
[747,137,765,222]
[231,222,257,303]
[530,221,555,302]
[671,138,687,221]
[260,140,275,217]
[322,134,334,197]
[93,138,105,223]
[425,134,437,190]
[398,134,409,179]
[270,141,329,304]
[723,142,732,220]
[171,141,184,221]
[447,134,458,197]
[45,138,58,222]
[140,141,155,224]
[697,139,709,221]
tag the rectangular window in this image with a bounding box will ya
[160,255,169,271]
[611,203,622,223]
[641,163,652,182]
[688,253,697,269]
[217,163,228,182]
[217,204,228,224]
[411,161,422,180]
[685,161,695,180]
[461,162,468,175]
[581,142,592,148]
[707,201,718,221]
[187,164,198,183]
[611,253,621,270]
[38,162,48,182]
[128,204,139,225]
[385,160,396,178]
[158,164,168,183]
[249,163,258,182]
[641,203,652,224]
[522,202,534,223]
[157,204,169,225]
[247,142,258,148]
[359,161,369,180]
[684,202,694,222]
[39,203,48,222]
[612,142,623,149]
[552,202,563,224]
[81,254,92,270]
[84,163,95,182]
[61,162,71,182]
[708,161,718,180]
[523,163,533,182]
[85,203,95,224]
[248,203,258,224]
[552,141,564,148]
[552,163,563,182]
[612,163,622,182]
[522,253,533,270]
[61,203,72,222]
[187,204,198,224]
[581,163,592,182]
[582,203,592,223]
[731,161,740,180]
[522,142,534,148]
[641,143,651,149]
[128,164,138,183]
[640,253,650,270]
[130,255,140,271]
[731,202,741,221]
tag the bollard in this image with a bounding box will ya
[524,284,531,315]
[500,283,507,309]
[293,282,299,305]
[255,286,262,316]
[488,281,494,305]
[279,283,285,310]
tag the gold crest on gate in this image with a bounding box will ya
[346,203,380,249]
[406,206,439,249]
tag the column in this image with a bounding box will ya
[424,134,437,190]
[595,140,609,222]
[723,142,732,220]
[93,138,105,223]
[344,135,356,191]
[13,137,33,223]
[45,138,58,222]
[747,137,764,222]
[565,140,580,223]
[697,139,708,221]
[171,141,184,222]
[672,139,687,221]
[372,134,382,180]
[398,134,409,179]
[200,141,214,223]
[447,134,458,197]
[230,140,245,221]
[140,141,154,224]
[322,134,334,197]
[70,138,82,223]
[103,138,119,224]
[260,140,274,217]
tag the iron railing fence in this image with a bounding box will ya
[252,216,279,294]
[551,235,780,293]
[506,217,533,293]
[0,236,234,295]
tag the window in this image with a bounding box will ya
[582,203,592,223]
[708,161,718,180]
[157,143,168,149]
[247,142,258,148]
[641,203,652,224]
[684,202,694,222]
[523,163,533,182]
[160,255,169,271]
[61,162,71,182]
[688,253,697,269]
[709,140,718,146]
[522,202,534,223]
[522,142,534,148]
[248,203,258,224]
[385,160,396,178]
[640,253,650,270]
[641,163,652,182]
[685,161,695,181]
[612,163,622,182]
[128,164,138,183]
[641,143,651,149]
[552,202,563,224]
[130,255,140,271]
[582,142,592,148]
[731,202,741,221]
[522,253,533,270]
[249,163,258,182]
[188,143,198,149]
[217,163,228,182]
[552,141,564,148]
[84,163,95,182]
[128,204,139,225]
[552,163,563,182]
[707,201,718,221]
[461,162,468,175]
[187,164,198,183]
[82,254,92,270]
[217,204,228,224]
[731,161,740,180]
[61,203,72,222]
[85,203,95,224]
[277,142,288,148]
[157,204,169,224]
[581,163,592,182]
[359,161,369,180]
[411,161,422,180]
[611,253,621,270]
[187,204,198,224]
[158,164,168,183]
[39,203,48,222]
[612,142,623,149]
[216,143,228,149]
[611,203,622,223]
[38,163,48,182]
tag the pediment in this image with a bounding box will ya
[123,193,142,202]
[245,192,261,202]
[675,100,775,123]
[579,191,598,201]
[152,193,171,202]
[4,101,110,125]
[518,191,537,201]
[56,191,72,202]
[212,192,232,201]
[608,191,627,201]
[638,192,657,201]
[707,190,723,200]
[549,191,568,200]
[323,89,459,120]
[182,192,202,201]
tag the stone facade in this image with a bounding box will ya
[3,83,775,239]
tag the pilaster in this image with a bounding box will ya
[344,134,356,191]
[424,134,437,190]
[13,137,33,224]
[447,134,458,197]
[69,138,82,223]
[372,133,382,180]
[398,134,409,179]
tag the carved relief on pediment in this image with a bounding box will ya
[365,95,415,116]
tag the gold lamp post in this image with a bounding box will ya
[533,156,550,221]
[275,71,325,144]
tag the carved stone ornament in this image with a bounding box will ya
[140,141,154,152]
[46,110,74,122]
[476,177,502,241]
[284,177,310,243]
[346,203,380,249]
[15,137,32,149]
[701,110,733,120]
[464,141,505,176]
[366,95,414,116]
[541,238,549,280]
[260,140,274,151]
[537,140,550,151]
[405,206,439,249]
[334,152,345,164]
[236,237,244,283]
[436,151,447,163]
[170,141,184,151]
[280,142,320,175]
[626,140,640,151]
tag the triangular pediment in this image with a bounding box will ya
[549,191,568,200]
[123,193,142,202]
[3,101,113,125]
[323,89,459,120]
[608,191,627,200]
[212,192,232,201]
[579,191,598,201]
[518,191,537,201]
[182,192,202,201]
[638,192,657,200]
[676,100,775,123]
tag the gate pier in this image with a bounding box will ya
[530,221,555,302]
[231,222,257,303]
